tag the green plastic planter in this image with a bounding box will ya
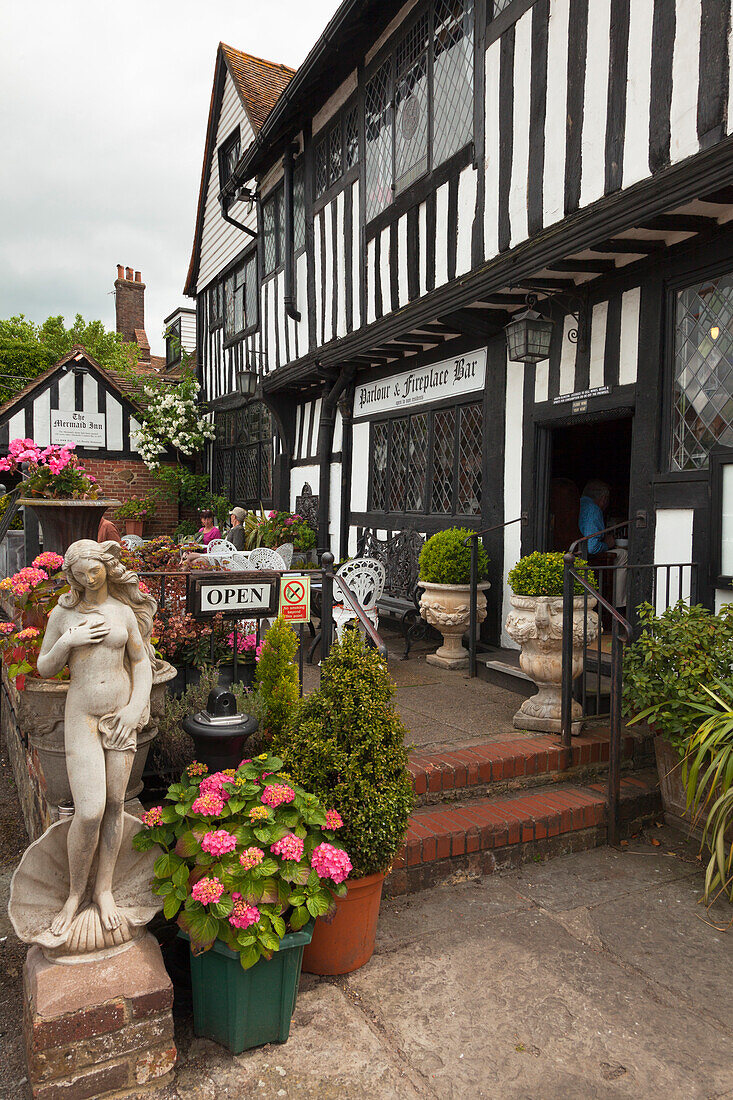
[183,921,315,1054]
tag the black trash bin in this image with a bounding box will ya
[182,687,259,772]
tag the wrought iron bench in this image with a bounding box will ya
[356,528,427,658]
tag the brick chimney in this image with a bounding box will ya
[114,266,150,362]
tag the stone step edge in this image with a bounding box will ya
[408,730,635,797]
[392,771,659,873]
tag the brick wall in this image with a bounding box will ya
[84,457,179,537]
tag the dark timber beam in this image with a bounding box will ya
[591,238,667,254]
[399,333,446,344]
[548,259,617,273]
[699,186,733,205]
[436,309,499,338]
[641,214,716,233]
[477,295,529,306]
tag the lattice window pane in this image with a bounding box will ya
[433,0,475,168]
[244,254,258,330]
[405,413,429,512]
[233,262,245,334]
[365,60,393,221]
[345,106,359,170]
[215,450,233,498]
[243,446,258,501]
[261,439,272,500]
[457,403,482,514]
[491,0,514,15]
[329,124,343,186]
[389,418,409,512]
[431,408,455,513]
[371,421,388,509]
[671,273,733,471]
[233,448,248,502]
[395,14,429,193]
[315,136,328,197]
[262,197,277,274]
[293,165,306,251]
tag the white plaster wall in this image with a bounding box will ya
[501,358,525,648]
[290,464,319,513]
[653,508,694,613]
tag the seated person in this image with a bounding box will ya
[97,514,122,544]
[225,507,247,550]
[579,480,627,607]
[197,509,221,546]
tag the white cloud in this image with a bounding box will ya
[0,0,341,352]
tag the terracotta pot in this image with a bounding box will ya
[125,520,145,536]
[418,581,490,669]
[301,871,385,975]
[504,594,598,735]
[12,660,176,807]
[19,498,122,555]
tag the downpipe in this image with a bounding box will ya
[283,143,300,322]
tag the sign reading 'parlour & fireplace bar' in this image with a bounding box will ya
[353,349,487,417]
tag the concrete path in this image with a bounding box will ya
[133,826,731,1100]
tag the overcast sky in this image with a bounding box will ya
[0,0,341,354]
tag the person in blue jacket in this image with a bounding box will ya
[579,480,627,607]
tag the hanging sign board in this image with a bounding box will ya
[51,411,106,447]
[353,349,486,418]
[187,571,280,619]
[278,575,311,623]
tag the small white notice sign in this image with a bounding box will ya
[51,411,106,447]
[353,349,486,417]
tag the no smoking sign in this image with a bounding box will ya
[278,575,311,623]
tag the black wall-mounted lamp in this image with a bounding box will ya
[505,294,554,363]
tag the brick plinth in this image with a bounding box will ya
[83,458,179,538]
[24,933,176,1099]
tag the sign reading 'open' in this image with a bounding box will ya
[187,571,281,619]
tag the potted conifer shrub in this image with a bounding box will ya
[134,752,352,1053]
[276,629,413,975]
[505,551,597,734]
[418,527,490,669]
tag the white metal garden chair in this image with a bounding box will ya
[206,538,237,568]
[332,557,385,641]
[248,547,287,571]
[275,543,294,568]
[121,534,144,550]
[229,550,252,570]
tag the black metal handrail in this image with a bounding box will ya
[0,488,22,547]
[320,551,389,662]
[561,552,632,847]
[568,516,638,557]
[466,515,528,678]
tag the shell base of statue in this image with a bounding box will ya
[8,813,162,964]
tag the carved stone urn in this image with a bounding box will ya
[19,498,121,555]
[419,581,490,669]
[504,595,598,734]
[14,660,177,810]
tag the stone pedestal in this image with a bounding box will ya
[23,933,176,1099]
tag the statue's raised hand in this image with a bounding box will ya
[67,617,110,648]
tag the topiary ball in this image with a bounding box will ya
[419,528,489,585]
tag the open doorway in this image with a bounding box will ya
[547,415,633,551]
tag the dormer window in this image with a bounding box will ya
[218,127,241,189]
[165,319,181,367]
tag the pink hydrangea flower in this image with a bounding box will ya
[325,810,343,830]
[249,805,269,823]
[16,627,40,641]
[32,552,64,571]
[310,843,352,884]
[187,761,208,778]
[0,622,16,636]
[200,829,237,857]
[228,894,260,929]
[199,771,235,802]
[191,791,225,817]
[261,784,295,808]
[142,805,163,827]
[239,846,265,871]
[191,876,224,905]
[270,834,304,862]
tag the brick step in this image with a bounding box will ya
[386,771,661,896]
[408,729,642,805]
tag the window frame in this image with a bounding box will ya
[261,183,285,277]
[486,0,534,45]
[368,396,483,518]
[165,319,181,367]
[213,403,274,508]
[363,0,476,225]
[221,245,259,345]
[218,126,241,190]
[313,97,360,209]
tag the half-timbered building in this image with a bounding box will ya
[186,0,733,643]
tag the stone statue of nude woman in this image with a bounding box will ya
[9,540,163,958]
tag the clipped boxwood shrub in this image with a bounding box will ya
[419,527,489,585]
[276,630,413,877]
[508,551,596,597]
[623,601,733,755]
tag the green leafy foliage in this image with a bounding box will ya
[623,602,733,754]
[277,630,414,877]
[115,495,158,521]
[133,753,350,968]
[0,494,23,530]
[154,465,231,530]
[419,528,489,585]
[507,551,595,597]
[254,616,300,743]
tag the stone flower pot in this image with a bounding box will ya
[504,594,598,735]
[15,660,176,809]
[19,498,122,555]
[419,581,490,669]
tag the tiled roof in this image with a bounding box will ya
[221,44,295,133]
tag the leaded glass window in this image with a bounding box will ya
[671,272,733,471]
[433,0,474,167]
[224,252,258,340]
[315,106,359,199]
[315,136,329,197]
[218,128,241,188]
[345,106,359,170]
[491,0,514,14]
[209,282,223,329]
[214,403,273,506]
[369,401,481,515]
[395,15,429,193]
[293,165,306,252]
[262,187,284,274]
[365,60,394,221]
